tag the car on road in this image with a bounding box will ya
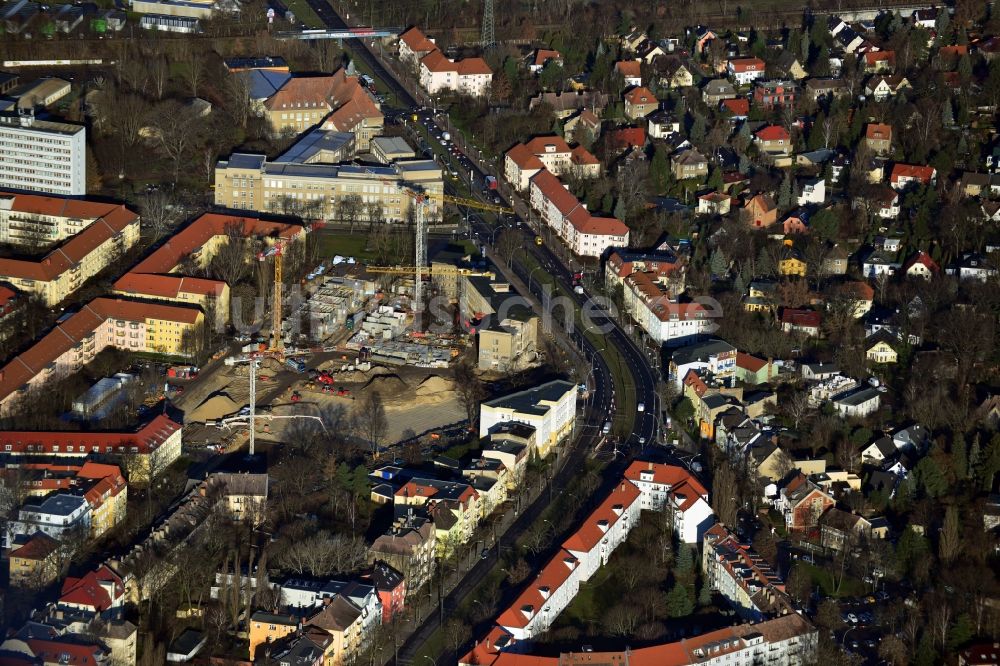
[637,402,645,412]
[480,549,490,559]
[847,613,859,624]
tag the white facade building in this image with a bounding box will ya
[0,114,86,195]
[479,380,576,457]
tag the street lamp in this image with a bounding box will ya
[423,656,438,666]
[528,265,546,295]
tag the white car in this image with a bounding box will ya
[637,403,645,412]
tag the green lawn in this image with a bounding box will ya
[283,0,324,28]
[315,233,378,262]
[798,561,866,598]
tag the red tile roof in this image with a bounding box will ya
[615,60,642,78]
[736,352,768,373]
[114,273,226,299]
[25,639,105,666]
[570,145,600,166]
[523,135,571,154]
[754,125,789,142]
[399,27,436,54]
[10,532,59,561]
[606,127,646,150]
[728,57,765,73]
[624,86,657,105]
[890,163,935,185]
[505,144,546,171]
[563,481,641,553]
[60,565,124,612]
[866,123,892,141]
[903,250,940,273]
[0,413,180,456]
[533,49,562,67]
[864,50,896,65]
[720,97,749,116]
[780,308,821,327]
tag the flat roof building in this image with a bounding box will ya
[0,113,86,196]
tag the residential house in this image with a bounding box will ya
[8,532,60,588]
[614,60,643,87]
[744,279,778,313]
[870,185,900,218]
[821,245,850,275]
[774,51,808,79]
[780,308,821,336]
[902,251,939,280]
[527,49,562,74]
[777,251,807,277]
[668,339,737,388]
[634,39,666,64]
[865,74,910,101]
[564,109,601,144]
[398,27,437,67]
[955,252,998,281]
[797,177,825,206]
[249,611,299,661]
[702,524,792,621]
[863,50,896,73]
[753,80,798,109]
[912,6,938,28]
[754,125,792,156]
[865,330,900,364]
[804,78,850,102]
[419,51,493,97]
[742,194,778,228]
[961,172,990,198]
[653,57,694,89]
[861,436,897,465]
[832,386,881,417]
[621,274,715,346]
[833,281,874,317]
[710,101,746,126]
[697,192,731,216]
[890,163,936,190]
[528,169,629,256]
[819,508,874,551]
[735,352,775,385]
[503,136,599,191]
[727,57,766,85]
[604,248,686,295]
[695,27,718,53]
[702,78,737,104]
[623,86,658,119]
[864,123,892,155]
[670,148,709,180]
[646,110,680,139]
[782,209,810,235]
[529,91,610,119]
[777,474,836,533]
[368,512,436,595]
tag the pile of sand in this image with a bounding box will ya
[189,391,240,422]
[362,373,408,395]
[415,375,453,396]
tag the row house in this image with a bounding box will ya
[528,169,629,257]
[368,512,436,596]
[393,478,481,556]
[503,136,599,191]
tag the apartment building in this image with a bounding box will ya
[214,153,443,222]
[703,523,793,621]
[0,195,140,306]
[727,57,767,85]
[392,478,481,555]
[0,414,182,483]
[397,27,438,67]
[621,271,714,345]
[504,136,600,191]
[461,272,539,372]
[10,461,128,539]
[0,113,86,196]
[419,50,493,97]
[528,169,628,257]
[3,494,89,548]
[262,69,384,147]
[624,461,715,543]
[368,512,437,594]
[605,248,685,295]
[8,532,61,588]
[479,380,576,458]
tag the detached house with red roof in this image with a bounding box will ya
[890,163,936,190]
[780,308,822,337]
[902,250,939,280]
[623,86,659,119]
[615,59,643,86]
[419,50,493,97]
[527,49,562,74]
[865,123,892,155]
[727,57,766,85]
[8,532,60,588]
[503,136,599,191]
[59,565,126,615]
[863,50,896,73]
[741,194,778,228]
[754,125,792,156]
[397,27,437,67]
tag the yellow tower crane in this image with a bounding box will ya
[257,240,287,351]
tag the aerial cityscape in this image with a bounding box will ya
[0,0,998,664]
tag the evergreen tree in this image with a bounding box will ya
[666,582,695,617]
[942,99,955,127]
[650,145,671,192]
[959,54,973,83]
[690,113,706,143]
[601,192,613,212]
[800,30,811,64]
[778,174,793,210]
[935,10,951,41]
[676,543,694,576]
[808,111,827,150]
[707,167,723,191]
[698,581,712,606]
[710,249,729,277]
[969,435,982,481]
[738,153,751,174]
[953,438,969,480]
[734,270,747,296]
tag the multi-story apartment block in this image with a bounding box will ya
[8,532,61,588]
[479,380,576,458]
[214,153,443,222]
[419,50,493,97]
[10,461,128,539]
[397,27,438,68]
[624,461,715,543]
[528,169,628,257]
[368,512,437,595]
[461,272,539,372]
[703,523,794,621]
[620,271,714,345]
[262,69,383,148]
[504,136,600,191]
[0,194,140,306]
[0,113,86,195]
[0,414,182,483]
[605,248,686,295]
[392,478,481,555]
[3,493,89,548]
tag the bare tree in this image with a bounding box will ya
[353,391,388,457]
[224,73,254,127]
[151,101,203,184]
[453,358,486,428]
[210,220,252,285]
[337,194,365,232]
[495,228,520,265]
[135,189,181,240]
[149,56,169,101]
